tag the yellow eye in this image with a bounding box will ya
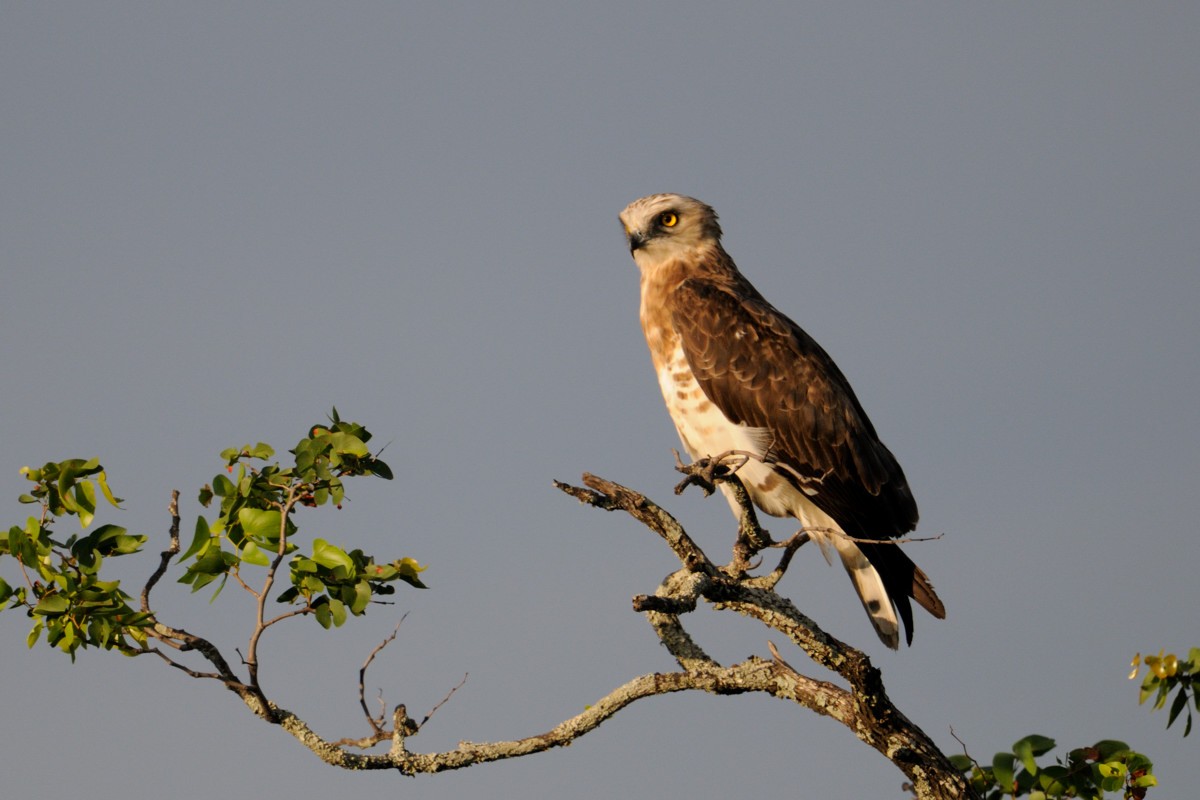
[659,212,678,228]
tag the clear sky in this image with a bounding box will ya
[2,3,1197,797]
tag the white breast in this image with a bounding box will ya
[656,344,842,534]
[654,344,899,647]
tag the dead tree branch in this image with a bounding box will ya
[558,471,975,800]
[129,470,972,799]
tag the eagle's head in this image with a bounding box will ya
[619,193,723,272]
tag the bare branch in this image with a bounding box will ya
[275,660,788,774]
[798,526,946,547]
[743,531,811,591]
[261,607,314,629]
[243,483,305,715]
[557,473,714,573]
[125,467,969,798]
[671,447,753,496]
[643,568,718,671]
[139,646,225,681]
[230,568,262,599]
[359,616,409,735]
[418,672,468,730]
[564,471,975,800]
[140,490,181,612]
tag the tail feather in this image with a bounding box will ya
[857,540,945,647]
[832,537,901,649]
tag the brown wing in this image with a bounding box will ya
[672,277,944,639]
[671,276,917,538]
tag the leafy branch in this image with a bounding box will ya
[2,410,425,721]
[1130,648,1200,737]
[950,735,1155,799]
[2,458,150,658]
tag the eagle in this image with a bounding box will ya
[619,193,945,648]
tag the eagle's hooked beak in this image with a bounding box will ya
[626,229,646,253]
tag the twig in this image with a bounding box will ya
[743,531,811,590]
[671,448,755,496]
[230,568,262,599]
[141,490,181,612]
[555,473,714,574]
[261,607,315,629]
[767,640,799,674]
[803,527,946,547]
[139,646,225,681]
[243,483,304,715]
[359,616,409,734]
[948,727,980,770]
[418,672,468,729]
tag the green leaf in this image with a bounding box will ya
[351,580,371,614]
[1168,686,1189,728]
[1013,734,1054,775]
[1018,734,1055,757]
[329,432,369,457]
[212,474,235,497]
[311,539,354,571]
[1139,676,1157,705]
[240,541,271,567]
[27,620,43,648]
[74,480,96,528]
[291,556,318,574]
[59,620,77,653]
[300,575,325,594]
[238,508,282,542]
[991,752,1015,792]
[33,594,70,617]
[180,516,212,561]
[1093,740,1129,760]
[314,599,332,629]
[396,557,429,589]
[1038,765,1068,795]
[249,442,275,460]
[203,573,228,602]
[58,483,78,513]
[93,524,140,553]
[328,597,347,627]
[96,470,122,507]
[181,547,237,593]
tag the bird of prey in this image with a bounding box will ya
[619,193,944,648]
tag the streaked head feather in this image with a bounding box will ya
[619,193,722,272]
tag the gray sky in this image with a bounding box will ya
[2,3,1197,797]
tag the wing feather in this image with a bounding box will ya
[670,276,945,638]
[670,276,918,540]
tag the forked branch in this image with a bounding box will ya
[128,469,972,799]
[557,469,976,800]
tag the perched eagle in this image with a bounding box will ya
[620,193,945,648]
